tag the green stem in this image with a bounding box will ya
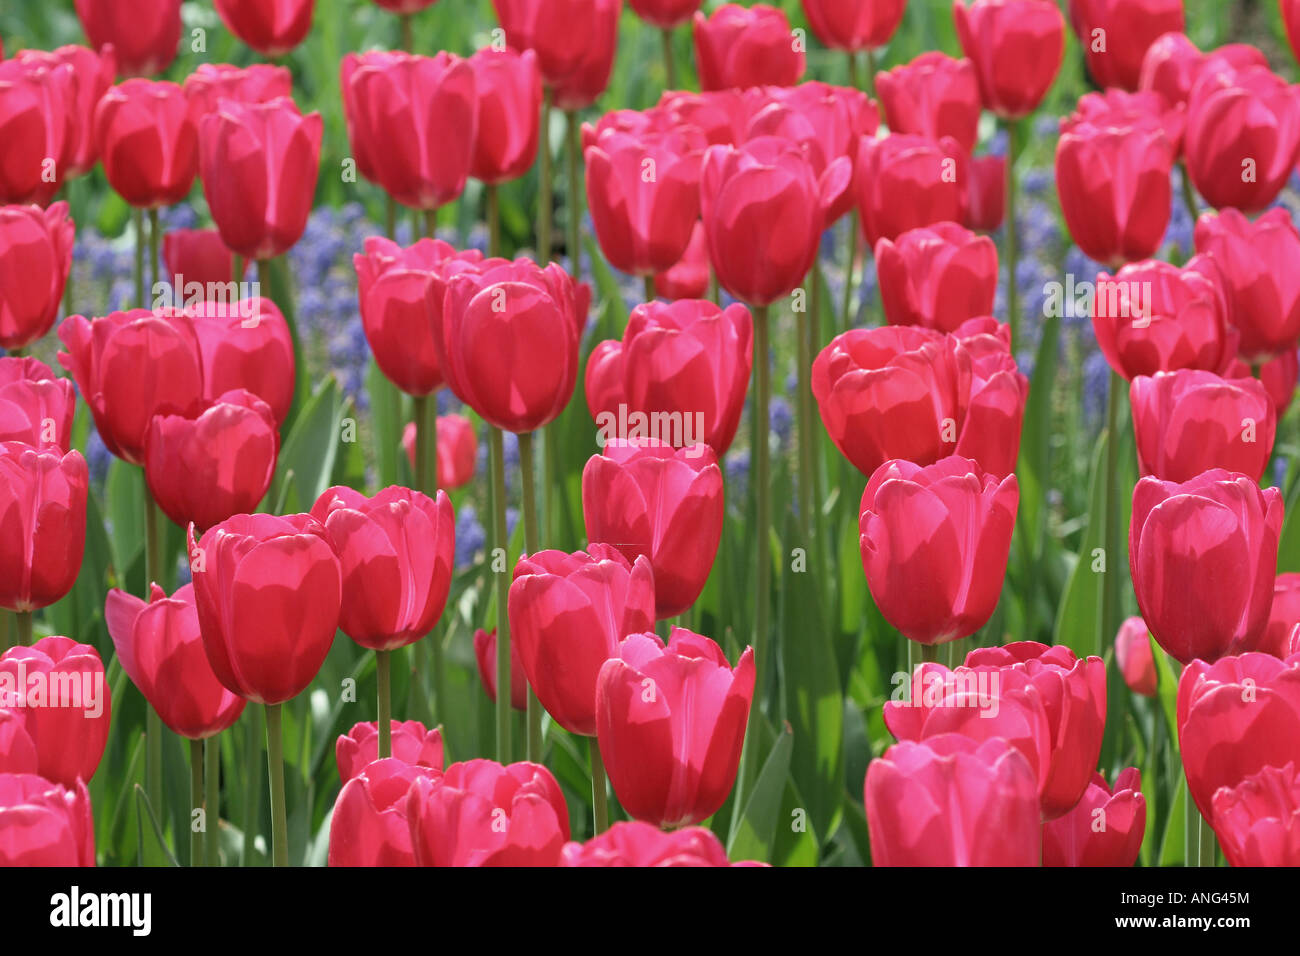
[797,275,816,539]
[384,197,396,240]
[265,703,289,867]
[377,650,392,759]
[864,49,877,97]
[0,612,11,653]
[841,213,859,334]
[190,738,204,867]
[205,734,220,866]
[519,432,544,762]
[590,739,609,834]
[1180,162,1199,226]
[489,427,513,762]
[487,183,501,258]
[921,643,940,664]
[134,208,145,309]
[538,89,554,263]
[240,717,260,866]
[424,208,437,240]
[644,274,656,303]
[14,611,32,647]
[400,13,413,52]
[1100,372,1123,659]
[411,393,443,721]
[1185,789,1197,867]
[143,484,164,817]
[1198,813,1216,867]
[1004,119,1020,348]
[149,209,160,301]
[847,51,860,89]
[661,27,677,90]
[565,109,582,280]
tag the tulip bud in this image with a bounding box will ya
[162,229,246,291]
[629,0,703,30]
[653,221,710,300]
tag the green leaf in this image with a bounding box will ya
[134,784,180,867]
[727,720,794,862]
[1053,433,1108,656]
[267,378,344,514]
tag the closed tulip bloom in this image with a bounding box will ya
[104,584,246,739]
[214,0,314,57]
[561,820,734,866]
[438,259,587,434]
[876,223,998,333]
[1185,65,1300,213]
[339,52,399,187]
[0,443,87,613]
[472,628,527,712]
[585,300,753,455]
[1093,258,1233,380]
[0,637,109,787]
[182,63,293,118]
[0,710,37,774]
[877,53,982,154]
[58,309,204,465]
[75,0,180,76]
[1211,763,1300,867]
[1130,470,1282,665]
[0,774,94,866]
[402,415,477,490]
[16,46,115,179]
[93,79,200,209]
[508,545,656,736]
[693,4,805,91]
[1258,350,1299,418]
[190,512,342,704]
[586,131,701,277]
[0,58,75,205]
[1069,0,1184,91]
[336,720,444,783]
[1115,616,1158,697]
[1178,652,1300,821]
[1130,370,1275,482]
[406,759,570,867]
[801,0,907,52]
[861,457,1018,646]
[856,134,968,246]
[311,485,454,652]
[954,0,1064,118]
[199,97,323,261]
[1194,208,1300,361]
[0,358,75,451]
[966,154,1006,231]
[492,0,621,110]
[329,758,440,867]
[630,0,702,29]
[700,137,850,306]
[1056,119,1173,269]
[144,389,279,532]
[162,228,244,290]
[596,629,755,828]
[653,221,710,300]
[583,440,723,619]
[0,202,74,350]
[186,298,294,427]
[1262,575,1300,660]
[1042,769,1147,866]
[468,49,541,186]
[865,734,1042,866]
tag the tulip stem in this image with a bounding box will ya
[644,275,656,303]
[487,184,501,257]
[265,703,289,867]
[797,274,816,540]
[1003,118,1020,348]
[1179,163,1199,227]
[590,739,609,834]
[134,208,145,309]
[920,643,940,665]
[400,13,413,52]
[384,197,396,240]
[519,432,545,763]
[13,611,31,647]
[863,49,877,98]
[847,51,860,89]
[0,613,11,653]
[205,734,220,866]
[1100,372,1123,659]
[538,89,554,263]
[489,427,513,763]
[840,213,859,333]
[149,209,160,300]
[143,485,165,818]
[424,209,437,240]
[565,109,583,280]
[377,650,392,759]
[661,28,677,90]
[190,738,205,868]
[1198,814,1216,866]
[412,393,444,722]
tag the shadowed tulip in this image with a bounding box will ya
[473,628,527,712]
[0,58,75,205]
[1263,575,1300,660]
[0,773,94,866]
[402,415,477,490]
[966,154,1006,231]
[0,443,87,613]
[630,0,702,29]
[653,221,710,300]
[0,358,75,451]
[162,229,245,291]
[492,0,621,110]
[468,48,542,186]
[0,203,73,351]
[1115,616,1158,697]
[1042,768,1147,866]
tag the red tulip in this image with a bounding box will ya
[561,820,734,866]
[406,759,570,866]
[629,0,702,29]
[75,0,181,77]
[877,53,982,154]
[952,316,1030,480]
[582,439,723,619]
[655,89,750,145]
[1185,65,1300,213]
[876,222,998,333]
[1258,349,1299,418]
[801,0,907,52]
[585,131,701,278]
[508,545,656,736]
[0,774,94,866]
[468,49,541,186]
[492,0,621,110]
[0,58,76,205]
[653,221,710,300]
[214,0,314,57]
[58,308,204,465]
[1092,257,1233,380]
[693,4,805,91]
[144,389,279,532]
[1131,470,1282,665]
[1042,769,1147,866]
[1067,87,1185,153]
[0,357,75,451]
[437,259,587,434]
[183,63,293,118]
[954,0,1065,119]
[328,757,439,867]
[186,298,295,427]
[190,513,342,704]
[966,154,1006,232]
[1211,763,1300,867]
[162,228,246,291]
[0,202,74,350]
[700,137,850,305]
[402,414,477,490]
[1194,208,1300,361]
[198,97,322,261]
[0,443,87,613]
[1286,0,1300,66]
[1130,370,1275,482]
[0,636,109,787]
[1068,0,1184,91]
[855,134,968,246]
[1138,31,1203,108]
[310,485,454,652]
[104,583,246,739]
[1055,115,1174,269]
[860,457,1018,646]
[1263,575,1300,660]
[0,710,37,774]
[93,79,200,209]
[472,628,527,712]
[596,629,754,828]
[1178,652,1300,821]
[865,734,1041,866]
[15,46,115,179]
[1115,616,1158,697]
[585,299,753,455]
[336,720,444,783]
